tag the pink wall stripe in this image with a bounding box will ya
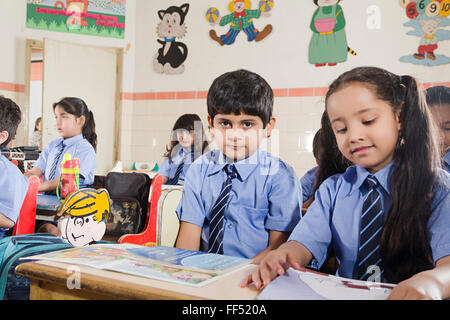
[120,82,450,101]
[0,81,25,93]
[1,81,448,99]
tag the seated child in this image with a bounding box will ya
[0,96,28,239]
[25,97,97,235]
[158,114,209,185]
[242,67,450,300]
[175,69,302,263]
[425,85,450,172]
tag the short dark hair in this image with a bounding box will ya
[207,69,274,128]
[425,85,450,108]
[0,96,22,148]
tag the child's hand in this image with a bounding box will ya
[387,270,443,300]
[240,242,304,290]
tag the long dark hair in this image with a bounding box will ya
[53,97,97,151]
[321,66,441,283]
[164,114,209,162]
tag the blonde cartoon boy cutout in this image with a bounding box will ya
[56,188,110,247]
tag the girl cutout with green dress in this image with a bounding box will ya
[309,0,354,67]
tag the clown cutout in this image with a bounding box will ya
[56,188,111,247]
[209,0,273,46]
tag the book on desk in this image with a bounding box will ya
[22,244,251,287]
[258,267,396,300]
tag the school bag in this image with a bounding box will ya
[101,172,152,237]
[0,233,73,300]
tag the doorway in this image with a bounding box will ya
[24,38,123,175]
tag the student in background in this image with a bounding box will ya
[242,67,450,300]
[425,85,450,173]
[175,69,302,263]
[30,116,42,148]
[299,129,321,209]
[25,97,97,234]
[0,96,28,239]
[158,114,209,185]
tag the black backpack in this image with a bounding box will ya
[95,172,152,237]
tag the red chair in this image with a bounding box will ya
[118,174,164,246]
[12,176,40,235]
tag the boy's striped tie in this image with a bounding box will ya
[354,175,385,282]
[208,164,237,254]
[48,140,65,181]
[166,154,186,185]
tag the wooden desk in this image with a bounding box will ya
[16,260,259,300]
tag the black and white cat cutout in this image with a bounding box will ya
[154,3,189,74]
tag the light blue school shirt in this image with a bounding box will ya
[444,150,450,173]
[158,146,193,185]
[33,134,96,186]
[289,161,450,280]
[299,166,318,203]
[0,155,28,238]
[177,148,303,259]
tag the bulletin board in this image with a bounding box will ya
[26,0,126,39]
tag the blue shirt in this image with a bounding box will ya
[289,162,450,280]
[158,146,193,185]
[0,155,28,238]
[177,149,303,259]
[33,134,96,186]
[444,150,450,173]
[299,166,318,203]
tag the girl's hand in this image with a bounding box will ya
[387,270,443,300]
[240,241,309,290]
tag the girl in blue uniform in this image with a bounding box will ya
[158,114,208,185]
[26,97,97,234]
[243,67,450,300]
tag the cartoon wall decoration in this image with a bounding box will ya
[26,0,126,39]
[207,0,273,46]
[309,0,356,67]
[399,0,450,66]
[154,3,189,74]
[57,188,111,247]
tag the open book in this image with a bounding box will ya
[258,267,396,300]
[22,244,251,287]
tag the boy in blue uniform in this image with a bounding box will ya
[0,96,28,239]
[175,69,302,263]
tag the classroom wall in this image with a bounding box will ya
[121,0,450,177]
[1,0,449,178]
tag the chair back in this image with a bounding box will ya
[12,176,40,235]
[118,174,164,245]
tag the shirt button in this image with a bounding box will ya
[227,222,233,229]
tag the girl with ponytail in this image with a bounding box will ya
[26,96,97,192]
[26,97,97,235]
[243,67,450,300]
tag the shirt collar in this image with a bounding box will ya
[444,150,450,165]
[345,161,394,196]
[59,133,83,147]
[207,149,262,181]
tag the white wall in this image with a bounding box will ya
[121,0,450,177]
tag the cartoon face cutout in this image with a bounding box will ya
[156,4,189,40]
[317,0,339,7]
[57,188,110,247]
[418,18,442,36]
